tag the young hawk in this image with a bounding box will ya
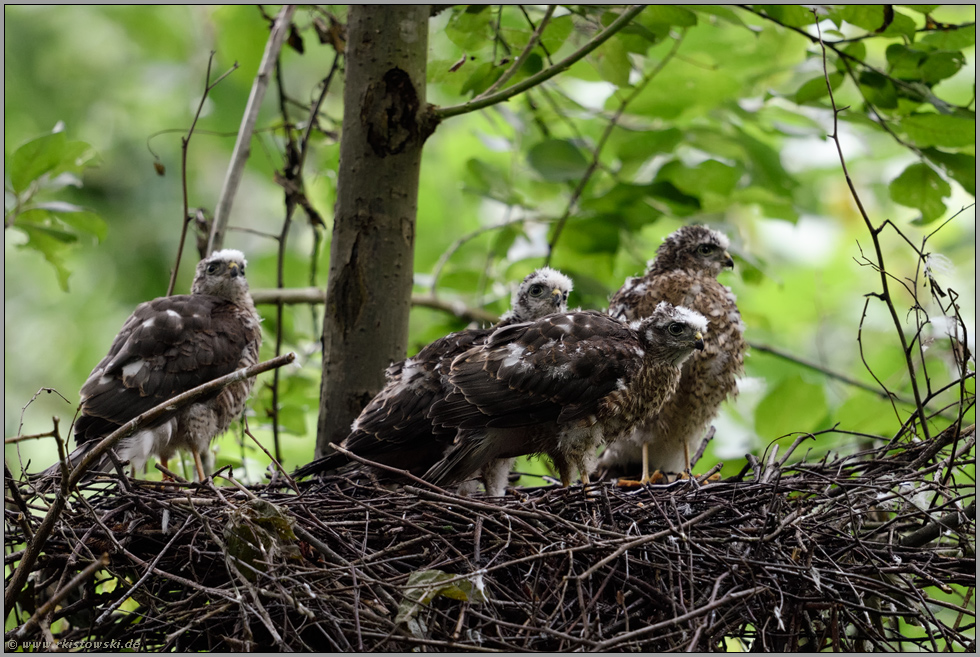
[293,267,573,485]
[423,303,707,496]
[38,249,262,485]
[600,225,746,483]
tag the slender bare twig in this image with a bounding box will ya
[813,11,932,443]
[3,353,295,615]
[250,286,499,325]
[434,5,647,120]
[478,6,556,99]
[168,52,239,296]
[546,28,687,263]
[208,5,297,253]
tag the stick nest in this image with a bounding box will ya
[6,424,976,652]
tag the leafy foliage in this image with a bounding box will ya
[4,4,974,650]
[5,127,105,290]
[5,2,974,528]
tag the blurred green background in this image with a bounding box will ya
[4,5,975,485]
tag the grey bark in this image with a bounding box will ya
[316,5,434,457]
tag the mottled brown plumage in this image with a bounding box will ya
[39,250,261,485]
[601,225,745,482]
[293,268,573,485]
[423,304,706,495]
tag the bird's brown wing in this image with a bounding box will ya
[431,312,642,432]
[294,329,493,479]
[74,294,259,444]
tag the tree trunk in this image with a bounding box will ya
[316,5,433,457]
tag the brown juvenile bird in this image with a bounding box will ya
[600,225,746,483]
[37,250,262,485]
[423,303,706,495]
[293,267,573,487]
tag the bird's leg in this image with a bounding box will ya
[679,440,692,480]
[193,451,207,482]
[159,457,175,482]
[641,442,668,484]
[615,443,657,488]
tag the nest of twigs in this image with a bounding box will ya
[5,423,976,652]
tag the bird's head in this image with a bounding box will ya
[192,249,251,302]
[505,266,573,323]
[635,301,707,367]
[651,225,734,278]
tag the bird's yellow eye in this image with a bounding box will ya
[206,263,220,274]
[667,323,686,336]
[529,284,545,297]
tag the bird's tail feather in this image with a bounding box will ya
[422,435,485,488]
[292,452,349,479]
[30,444,119,493]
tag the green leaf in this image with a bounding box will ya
[640,5,697,29]
[396,569,488,625]
[613,128,683,164]
[662,160,742,197]
[888,162,951,224]
[459,62,503,98]
[491,224,519,256]
[15,221,75,291]
[527,139,590,182]
[879,10,917,38]
[29,202,108,241]
[840,5,891,32]
[900,113,975,148]
[922,148,975,196]
[592,36,631,87]
[919,25,975,50]
[733,128,799,197]
[645,181,701,217]
[276,404,308,436]
[560,216,620,255]
[886,44,964,84]
[539,14,573,54]
[687,5,750,29]
[754,375,828,439]
[446,5,493,53]
[794,72,843,105]
[758,5,816,28]
[9,132,67,193]
[465,158,517,203]
[919,51,966,84]
[857,71,898,109]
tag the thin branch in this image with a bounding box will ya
[477,5,556,99]
[546,28,686,263]
[4,353,296,616]
[813,12,931,444]
[250,287,499,324]
[208,5,297,253]
[9,553,109,640]
[168,52,239,296]
[901,500,976,548]
[434,5,647,120]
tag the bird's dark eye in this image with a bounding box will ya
[697,244,715,256]
[529,284,545,297]
[667,323,685,336]
[206,263,220,274]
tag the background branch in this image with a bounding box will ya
[208,5,296,253]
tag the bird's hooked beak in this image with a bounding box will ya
[693,331,705,351]
[722,250,735,269]
[551,287,564,308]
[229,262,242,277]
